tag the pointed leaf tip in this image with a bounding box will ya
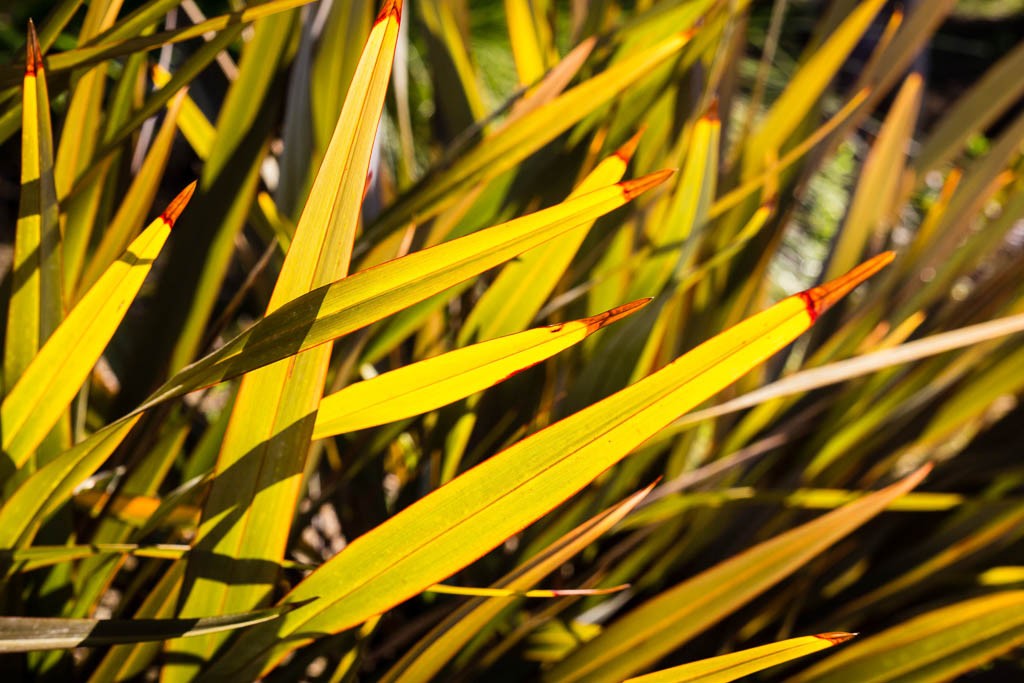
[25,20,41,76]
[704,97,720,121]
[815,632,857,645]
[375,0,402,24]
[614,127,647,163]
[798,251,894,322]
[586,298,653,330]
[622,169,674,201]
[160,181,198,227]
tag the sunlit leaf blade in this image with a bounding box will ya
[368,25,698,240]
[0,176,667,558]
[0,608,284,653]
[383,485,654,683]
[315,300,648,436]
[169,3,404,674]
[790,592,1024,683]
[623,488,970,530]
[625,633,856,683]
[140,173,672,412]
[52,0,123,291]
[199,254,894,680]
[505,0,547,86]
[458,131,641,343]
[0,416,140,550]
[653,310,1024,443]
[1,183,195,469]
[424,584,629,599]
[5,21,62,391]
[88,560,185,682]
[629,104,718,301]
[546,464,929,683]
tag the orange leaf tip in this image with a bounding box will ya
[613,126,647,163]
[25,20,42,77]
[374,0,402,25]
[160,181,198,228]
[814,632,857,645]
[584,298,652,331]
[704,97,719,122]
[798,251,895,323]
[622,169,674,201]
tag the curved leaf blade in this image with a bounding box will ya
[200,253,894,680]
[140,172,672,412]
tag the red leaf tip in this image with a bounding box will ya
[25,20,42,77]
[613,126,647,164]
[160,181,198,227]
[704,97,719,122]
[815,632,857,645]
[586,298,652,330]
[799,251,895,322]
[374,0,403,25]
[621,169,674,201]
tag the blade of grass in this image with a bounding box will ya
[0,0,316,87]
[365,25,699,244]
[458,131,641,344]
[742,0,885,175]
[77,89,187,293]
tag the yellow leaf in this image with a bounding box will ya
[200,253,894,679]
[315,299,650,437]
[142,172,672,411]
[625,633,855,683]
[383,485,655,683]
[1,183,195,469]
[458,130,642,344]
[170,1,405,675]
[547,461,926,683]
[5,21,61,390]
[791,592,1024,683]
